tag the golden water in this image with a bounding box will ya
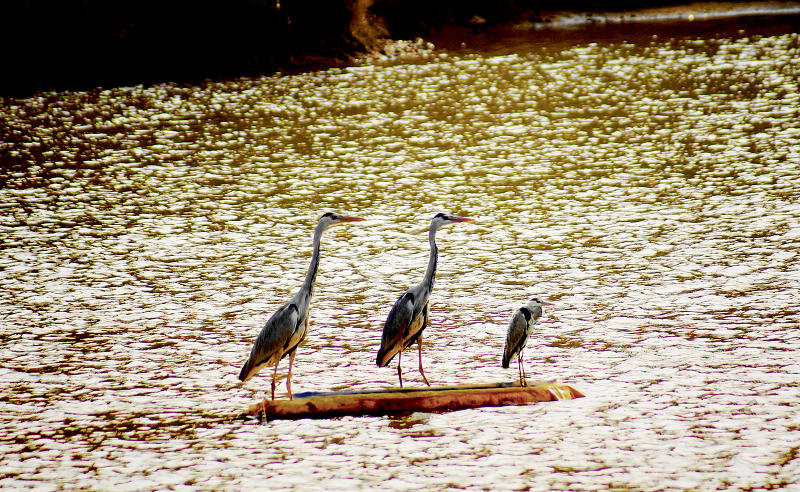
[2,24,799,490]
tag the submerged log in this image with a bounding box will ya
[242,380,585,420]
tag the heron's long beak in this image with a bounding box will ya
[454,217,474,222]
[342,216,366,222]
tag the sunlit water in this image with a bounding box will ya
[2,20,800,490]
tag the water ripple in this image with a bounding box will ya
[1,27,800,490]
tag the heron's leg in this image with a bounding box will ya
[397,350,403,388]
[517,353,523,386]
[418,302,431,387]
[417,335,430,387]
[521,351,527,382]
[271,360,280,400]
[286,318,307,400]
[286,348,296,400]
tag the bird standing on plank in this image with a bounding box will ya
[376,213,474,387]
[502,297,546,387]
[239,212,365,400]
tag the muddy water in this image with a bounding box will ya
[2,19,799,490]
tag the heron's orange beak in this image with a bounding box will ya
[454,217,474,222]
[342,217,366,222]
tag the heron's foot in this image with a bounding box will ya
[421,373,431,387]
[286,380,293,400]
[520,378,528,387]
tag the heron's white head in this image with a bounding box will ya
[430,212,474,231]
[525,297,549,320]
[318,211,366,229]
[527,297,545,309]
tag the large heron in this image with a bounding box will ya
[502,298,545,387]
[238,212,365,400]
[376,213,474,387]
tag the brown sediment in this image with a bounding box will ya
[377,0,800,52]
[368,0,800,37]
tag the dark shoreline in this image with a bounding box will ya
[2,0,799,97]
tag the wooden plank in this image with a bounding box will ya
[241,380,585,420]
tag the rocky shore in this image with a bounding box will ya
[2,0,798,95]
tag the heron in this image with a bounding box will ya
[376,213,474,387]
[502,297,546,387]
[238,212,365,400]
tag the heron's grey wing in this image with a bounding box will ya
[401,297,429,350]
[502,309,528,368]
[376,292,415,367]
[239,302,300,382]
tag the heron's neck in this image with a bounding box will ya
[422,226,439,290]
[302,223,326,296]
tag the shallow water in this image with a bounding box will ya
[2,19,800,490]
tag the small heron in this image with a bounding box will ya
[376,212,474,387]
[238,212,365,400]
[502,297,546,387]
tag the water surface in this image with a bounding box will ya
[1,19,799,490]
